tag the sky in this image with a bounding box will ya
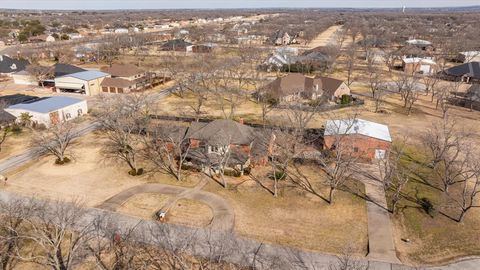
[0,0,478,10]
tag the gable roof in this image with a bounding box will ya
[7,96,85,114]
[0,55,29,74]
[54,64,86,77]
[161,39,193,50]
[444,62,480,80]
[325,119,392,142]
[101,64,144,77]
[185,119,255,145]
[265,74,346,99]
[60,70,109,81]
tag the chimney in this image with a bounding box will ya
[239,118,244,125]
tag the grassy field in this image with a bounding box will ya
[204,174,368,255]
[0,128,33,161]
[391,145,480,265]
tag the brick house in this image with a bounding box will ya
[324,119,392,161]
[161,120,274,174]
[262,73,351,103]
[100,64,165,93]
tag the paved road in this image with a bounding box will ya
[96,181,234,231]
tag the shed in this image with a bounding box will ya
[55,70,110,96]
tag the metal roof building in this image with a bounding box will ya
[7,96,85,114]
[325,119,392,142]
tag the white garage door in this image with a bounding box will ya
[55,81,84,90]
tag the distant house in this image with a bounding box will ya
[0,55,29,75]
[28,35,48,43]
[458,51,480,63]
[402,57,437,75]
[406,39,433,51]
[114,28,129,34]
[160,39,193,52]
[272,30,297,46]
[442,62,480,83]
[324,119,392,161]
[5,96,88,127]
[55,70,110,96]
[46,35,56,42]
[12,70,37,85]
[181,119,274,173]
[262,73,350,103]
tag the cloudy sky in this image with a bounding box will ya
[0,0,477,10]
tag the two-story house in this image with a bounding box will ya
[100,64,156,94]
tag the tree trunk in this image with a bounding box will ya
[328,187,335,204]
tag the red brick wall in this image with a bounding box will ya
[190,139,200,148]
[324,134,391,161]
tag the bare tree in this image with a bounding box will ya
[26,64,53,87]
[18,200,93,270]
[422,118,472,192]
[0,102,11,154]
[142,124,190,181]
[0,198,39,270]
[320,117,360,204]
[447,154,480,222]
[366,54,386,113]
[31,122,75,164]
[344,44,357,87]
[328,246,368,270]
[97,94,151,175]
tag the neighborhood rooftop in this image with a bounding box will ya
[7,96,85,113]
[325,119,392,142]
[60,70,109,81]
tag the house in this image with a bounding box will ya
[100,63,162,93]
[160,39,193,52]
[442,62,480,83]
[458,51,480,63]
[5,96,88,127]
[262,73,350,103]
[406,39,433,51]
[12,70,37,85]
[55,70,110,96]
[181,119,274,173]
[46,35,56,42]
[28,35,48,43]
[272,30,297,46]
[0,55,29,75]
[53,63,86,77]
[324,119,392,161]
[114,28,129,34]
[402,57,437,75]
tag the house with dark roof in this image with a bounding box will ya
[262,73,351,103]
[160,39,193,52]
[163,119,274,174]
[442,62,480,83]
[54,64,86,77]
[5,96,88,127]
[0,55,29,74]
[54,70,110,96]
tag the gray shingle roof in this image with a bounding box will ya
[185,119,255,146]
[0,55,29,74]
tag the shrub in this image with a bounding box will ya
[9,124,22,135]
[55,157,71,165]
[341,94,351,104]
[223,169,242,177]
[269,171,287,180]
[420,197,434,216]
[128,168,144,176]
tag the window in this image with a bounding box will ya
[65,113,72,119]
[77,109,83,116]
[353,147,359,153]
[102,87,108,92]
[375,149,386,159]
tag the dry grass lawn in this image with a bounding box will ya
[204,177,368,255]
[118,194,213,228]
[0,129,33,161]
[1,132,196,206]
